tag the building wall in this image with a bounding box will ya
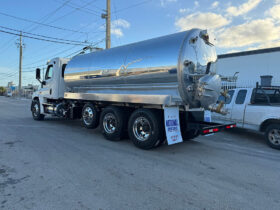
[217,48,280,87]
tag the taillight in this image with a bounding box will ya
[203,130,209,134]
[226,125,236,129]
[203,128,219,134]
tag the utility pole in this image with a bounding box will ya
[102,0,111,49]
[18,31,23,96]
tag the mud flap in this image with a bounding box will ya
[164,106,183,145]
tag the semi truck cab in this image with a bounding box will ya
[33,58,69,109]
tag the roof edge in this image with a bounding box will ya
[218,46,280,59]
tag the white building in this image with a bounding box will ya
[217,47,280,88]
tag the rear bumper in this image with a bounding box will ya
[188,122,236,135]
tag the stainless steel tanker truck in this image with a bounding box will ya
[31,29,235,149]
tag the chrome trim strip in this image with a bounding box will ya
[64,92,177,106]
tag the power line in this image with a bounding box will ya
[0,31,98,75]
[114,0,151,13]
[0,25,89,44]
[1,26,105,75]
[47,0,100,24]
[22,65,46,70]
[3,21,105,71]
[22,46,80,68]
[27,0,72,32]
[65,38,105,57]
[0,1,105,75]
[0,11,87,34]
[0,29,89,46]
[22,38,105,68]
[2,39,104,80]
[3,71,18,78]
[19,23,105,68]
[53,0,102,16]
[0,1,76,54]
[79,0,103,11]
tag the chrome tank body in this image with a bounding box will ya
[64,29,220,109]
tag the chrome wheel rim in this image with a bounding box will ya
[83,107,94,126]
[133,117,151,141]
[103,113,116,134]
[33,103,39,117]
[268,129,280,145]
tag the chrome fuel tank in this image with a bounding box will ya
[64,29,220,109]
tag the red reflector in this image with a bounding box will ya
[203,129,209,134]
[226,124,236,129]
[203,128,219,134]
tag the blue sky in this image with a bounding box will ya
[0,0,279,86]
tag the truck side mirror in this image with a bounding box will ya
[36,68,41,80]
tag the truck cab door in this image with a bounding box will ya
[42,64,54,98]
[230,89,247,127]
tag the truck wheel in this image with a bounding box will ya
[181,129,199,141]
[82,103,99,129]
[128,109,164,150]
[100,106,126,141]
[265,124,280,150]
[31,99,44,121]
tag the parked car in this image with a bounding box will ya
[212,86,280,149]
[6,92,12,97]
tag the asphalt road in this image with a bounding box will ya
[0,96,279,210]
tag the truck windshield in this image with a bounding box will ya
[252,88,280,104]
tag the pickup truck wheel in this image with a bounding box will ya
[128,109,164,150]
[31,99,44,121]
[82,103,99,129]
[100,106,126,141]
[182,129,199,141]
[265,124,280,150]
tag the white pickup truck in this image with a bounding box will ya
[212,86,280,149]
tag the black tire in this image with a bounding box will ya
[31,99,45,121]
[265,124,280,150]
[81,103,99,129]
[128,109,164,150]
[100,106,126,141]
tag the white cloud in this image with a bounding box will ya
[226,49,240,54]
[160,0,177,7]
[268,4,280,20]
[179,8,190,13]
[211,1,219,8]
[112,19,130,28]
[217,18,280,48]
[110,19,130,37]
[194,1,199,7]
[247,40,280,51]
[226,0,262,16]
[175,12,230,31]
